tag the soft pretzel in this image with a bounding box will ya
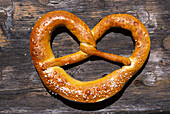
[30,10,150,103]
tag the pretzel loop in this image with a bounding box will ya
[30,11,150,103]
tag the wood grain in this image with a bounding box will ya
[0,0,169,113]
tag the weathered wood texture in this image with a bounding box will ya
[0,0,170,113]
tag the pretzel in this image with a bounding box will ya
[30,10,150,103]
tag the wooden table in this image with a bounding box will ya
[0,0,169,113]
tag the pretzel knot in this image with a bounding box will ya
[30,11,150,103]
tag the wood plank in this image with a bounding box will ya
[0,0,169,113]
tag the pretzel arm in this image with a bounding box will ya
[80,43,131,66]
[93,51,131,66]
[41,50,89,70]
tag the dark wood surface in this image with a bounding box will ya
[0,0,169,113]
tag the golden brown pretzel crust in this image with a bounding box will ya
[30,10,150,103]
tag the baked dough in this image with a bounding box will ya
[30,11,150,103]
